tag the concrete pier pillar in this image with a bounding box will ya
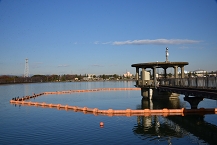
[141,88,149,98]
[141,98,153,109]
[184,96,204,109]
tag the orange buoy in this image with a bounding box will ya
[100,122,104,127]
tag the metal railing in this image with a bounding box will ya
[159,77,217,89]
[137,80,154,87]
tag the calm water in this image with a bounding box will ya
[1,81,217,145]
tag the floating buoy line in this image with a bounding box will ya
[10,87,217,117]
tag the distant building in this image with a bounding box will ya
[83,74,95,81]
[87,74,95,79]
[193,69,207,77]
[123,72,132,78]
[74,78,79,81]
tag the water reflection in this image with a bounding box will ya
[141,97,182,109]
[134,116,185,140]
[24,84,30,96]
[4,82,217,145]
[134,98,217,144]
[167,115,217,145]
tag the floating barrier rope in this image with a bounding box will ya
[10,87,217,116]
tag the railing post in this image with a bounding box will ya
[188,78,190,87]
[173,78,175,86]
[216,77,217,90]
[206,77,209,89]
[203,77,205,89]
[196,77,198,88]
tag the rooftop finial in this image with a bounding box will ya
[166,47,169,62]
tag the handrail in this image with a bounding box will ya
[159,77,217,89]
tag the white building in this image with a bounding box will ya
[82,74,96,81]
[193,69,207,77]
[87,74,95,79]
[123,72,132,78]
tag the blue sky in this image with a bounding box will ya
[0,0,217,76]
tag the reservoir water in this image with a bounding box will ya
[1,81,217,145]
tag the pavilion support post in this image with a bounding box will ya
[141,68,145,85]
[141,88,149,98]
[136,67,139,81]
[174,66,178,78]
[174,66,178,86]
[181,66,185,78]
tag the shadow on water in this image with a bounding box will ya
[133,97,217,145]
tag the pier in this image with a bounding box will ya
[131,48,217,109]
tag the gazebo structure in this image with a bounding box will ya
[131,48,189,99]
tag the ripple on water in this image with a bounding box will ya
[1,82,216,145]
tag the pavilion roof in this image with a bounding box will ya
[131,61,189,68]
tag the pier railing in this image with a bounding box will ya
[137,80,154,86]
[159,77,217,89]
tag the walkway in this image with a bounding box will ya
[159,77,217,99]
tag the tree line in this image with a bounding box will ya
[0,74,134,84]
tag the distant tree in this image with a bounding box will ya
[77,74,82,80]
[168,73,172,78]
[119,76,122,80]
[66,74,76,80]
[192,72,197,77]
[50,74,59,81]
[31,75,47,82]
[61,74,66,81]
[188,72,192,77]
[113,74,118,79]
[102,74,106,80]
[205,72,208,77]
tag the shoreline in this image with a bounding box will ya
[0,79,136,85]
